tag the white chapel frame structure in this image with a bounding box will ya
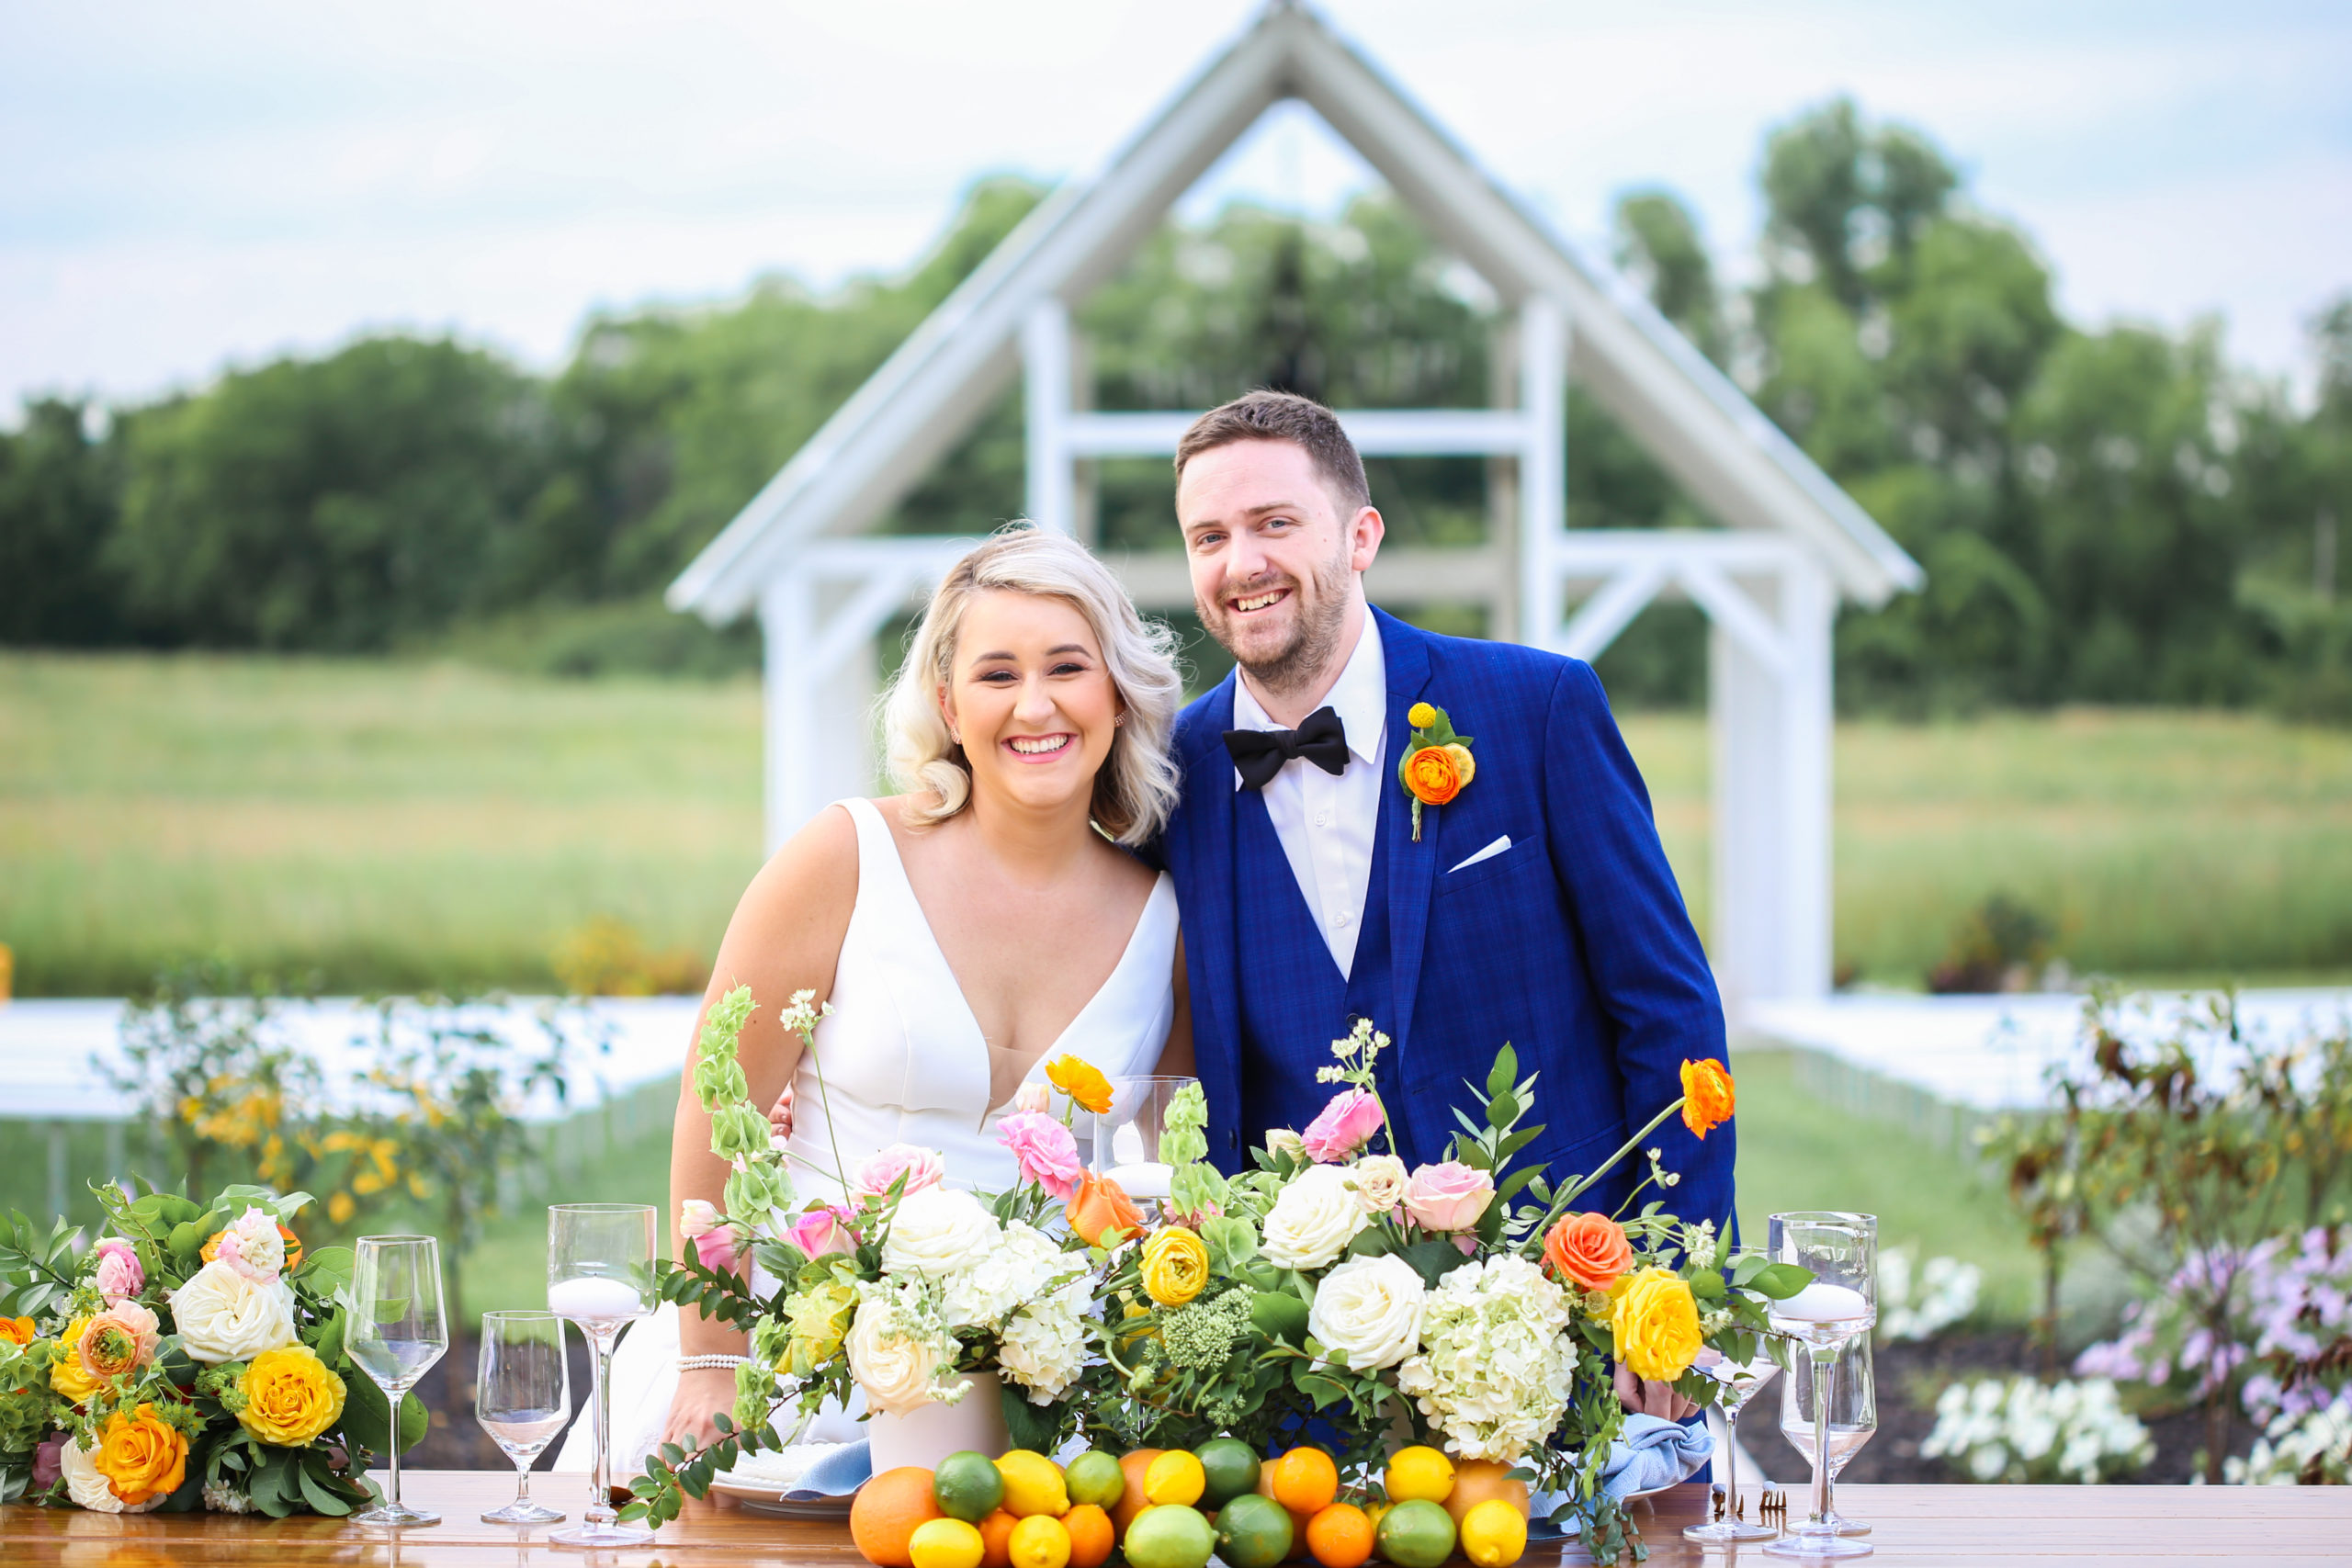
[668,2,1921,1011]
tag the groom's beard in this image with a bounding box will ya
[1204,539,1354,702]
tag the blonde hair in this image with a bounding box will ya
[884,525,1182,846]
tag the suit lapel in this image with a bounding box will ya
[1374,609,1439,1060]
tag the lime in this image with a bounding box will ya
[1214,1493,1295,1568]
[994,1450,1069,1519]
[1144,1449,1206,1506]
[1375,1500,1456,1568]
[910,1517,988,1568]
[1122,1502,1217,1568]
[935,1450,1007,1523]
[1195,1437,1262,1510]
[1063,1449,1125,1510]
[1458,1498,1527,1568]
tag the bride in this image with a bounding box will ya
[557,525,1193,1473]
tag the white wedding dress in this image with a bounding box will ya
[554,796,1179,1474]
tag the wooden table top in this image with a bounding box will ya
[6,1473,2351,1565]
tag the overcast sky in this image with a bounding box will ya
[6,0,2347,415]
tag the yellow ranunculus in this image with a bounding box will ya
[1046,1055,1114,1116]
[1139,1226,1211,1308]
[235,1344,347,1447]
[49,1317,103,1404]
[1611,1267,1702,1383]
[94,1403,187,1506]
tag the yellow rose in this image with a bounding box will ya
[94,1402,188,1507]
[1139,1225,1211,1308]
[50,1317,103,1404]
[1611,1267,1702,1383]
[235,1344,346,1447]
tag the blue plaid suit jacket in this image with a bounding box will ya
[1160,607,1736,1232]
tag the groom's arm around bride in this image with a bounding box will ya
[1153,390,1735,1246]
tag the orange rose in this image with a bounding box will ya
[1679,1059,1735,1139]
[1544,1211,1634,1292]
[0,1316,32,1347]
[1403,745,1461,807]
[1065,1172,1147,1248]
[1046,1055,1114,1116]
[93,1403,187,1507]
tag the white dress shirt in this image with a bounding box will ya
[1230,612,1387,979]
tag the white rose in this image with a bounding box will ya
[845,1297,947,1416]
[881,1188,1001,1278]
[1309,1252,1427,1371]
[1348,1155,1409,1214]
[169,1259,297,1365]
[1265,1129,1306,1162]
[61,1437,163,1514]
[1261,1164,1371,1270]
[217,1206,286,1281]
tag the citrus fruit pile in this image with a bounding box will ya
[845,1439,1529,1568]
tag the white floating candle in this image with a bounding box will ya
[548,1275,647,1323]
[1103,1161,1175,1201]
[1772,1280,1871,1323]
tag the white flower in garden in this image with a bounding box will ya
[1396,1255,1576,1463]
[1347,1155,1409,1215]
[845,1292,949,1416]
[1920,1376,2151,1484]
[939,1221,1067,1329]
[1308,1253,1425,1371]
[881,1187,1000,1279]
[170,1259,297,1365]
[1261,1165,1371,1269]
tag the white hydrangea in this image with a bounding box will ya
[1877,1247,1982,1345]
[1919,1376,2152,1483]
[1395,1255,1576,1462]
[938,1221,1068,1330]
[998,1281,1091,1404]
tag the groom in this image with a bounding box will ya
[1157,390,1735,1234]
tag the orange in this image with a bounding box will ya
[1306,1503,1376,1568]
[1442,1461,1530,1529]
[978,1510,1020,1568]
[1063,1503,1115,1568]
[1114,1450,1165,1535]
[1267,1448,1340,1516]
[1252,1465,1317,1560]
[853,1467,947,1568]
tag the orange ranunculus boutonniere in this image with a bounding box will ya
[1066,1172,1147,1248]
[1544,1211,1634,1292]
[1679,1059,1736,1139]
[1046,1055,1114,1116]
[1397,702,1475,841]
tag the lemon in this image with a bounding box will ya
[1008,1513,1073,1568]
[1144,1449,1206,1506]
[1382,1447,1454,1506]
[910,1517,987,1568]
[994,1450,1069,1519]
[1458,1499,1527,1567]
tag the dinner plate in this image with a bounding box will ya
[704,1476,857,1519]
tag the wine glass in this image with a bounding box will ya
[1682,1345,1780,1544]
[1092,1075,1200,1213]
[546,1203,657,1549]
[476,1311,571,1525]
[1781,1333,1877,1539]
[1761,1211,1876,1561]
[348,1235,447,1528]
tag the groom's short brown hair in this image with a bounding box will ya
[1174,389,1370,513]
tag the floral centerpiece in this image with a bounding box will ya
[0,1186,411,1515]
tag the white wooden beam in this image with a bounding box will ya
[1558,561,1668,663]
[1060,407,1536,458]
[1517,295,1566,651]
[1023,300,1074,535]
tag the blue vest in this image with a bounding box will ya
[1231,785,1423,1156]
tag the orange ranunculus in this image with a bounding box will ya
[1402,745,1461,807]
[79,1303,161,1381]
[0,1316,33,1347]
[1046,1055,1114,1116]
[199,1231,223,1264]
[94,1403,188,1507]
[1065,1172,1146,1248]
[1544,1211,1634,1292]
[1679,1059,1735,1140]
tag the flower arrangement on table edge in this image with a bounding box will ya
[0,1183,419,1515]
[632,992,1807,1566]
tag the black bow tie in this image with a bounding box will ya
[1224,705,1350,791]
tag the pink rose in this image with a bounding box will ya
[1300,1089,1385,1163]
[1012,1081,1053,1116]
[1401,1160,1494,1233]
[850,1144,946,1201]
[677,1200,725,1241]
[692,1229,745,1273]
[997,1111,1083,1200]
[93,1238,144,1303]
[784,1204,855,1259]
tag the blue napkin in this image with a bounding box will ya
[1525,1415,1713,1539]
[783,1439,872,1499]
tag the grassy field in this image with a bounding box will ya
[6,652,2351,993]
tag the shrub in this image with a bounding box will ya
[1919,1376,2153,1483]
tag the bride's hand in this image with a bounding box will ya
[769,1082,796,1142]
[1613,1360,1699,1421]
[663,1367,740,1454]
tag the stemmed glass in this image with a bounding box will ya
[1780,1333,1878,1538]
[347,1235,447,1528]
[1761,1212,1876,1561]
[546,1203,657,1549]
[1682,1345,1780,1544]
[476,1311,571,1525]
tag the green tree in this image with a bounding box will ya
[1613,189,1724,363]
[0,399,127,645]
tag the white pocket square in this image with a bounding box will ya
[1448,835,1511,874]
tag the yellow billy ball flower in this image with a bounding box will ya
[1611,1267,1702,1383]
[1407,702,1437,730]
[1138,1225,1211,1308]
[236,1344,348,1446]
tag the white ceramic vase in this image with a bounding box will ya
[867,1372,1009,1473]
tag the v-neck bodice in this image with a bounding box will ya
[780,798,1178,1197]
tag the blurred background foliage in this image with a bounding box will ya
[3,96,2345,717]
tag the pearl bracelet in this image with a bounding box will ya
[677,1354,751,1371]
